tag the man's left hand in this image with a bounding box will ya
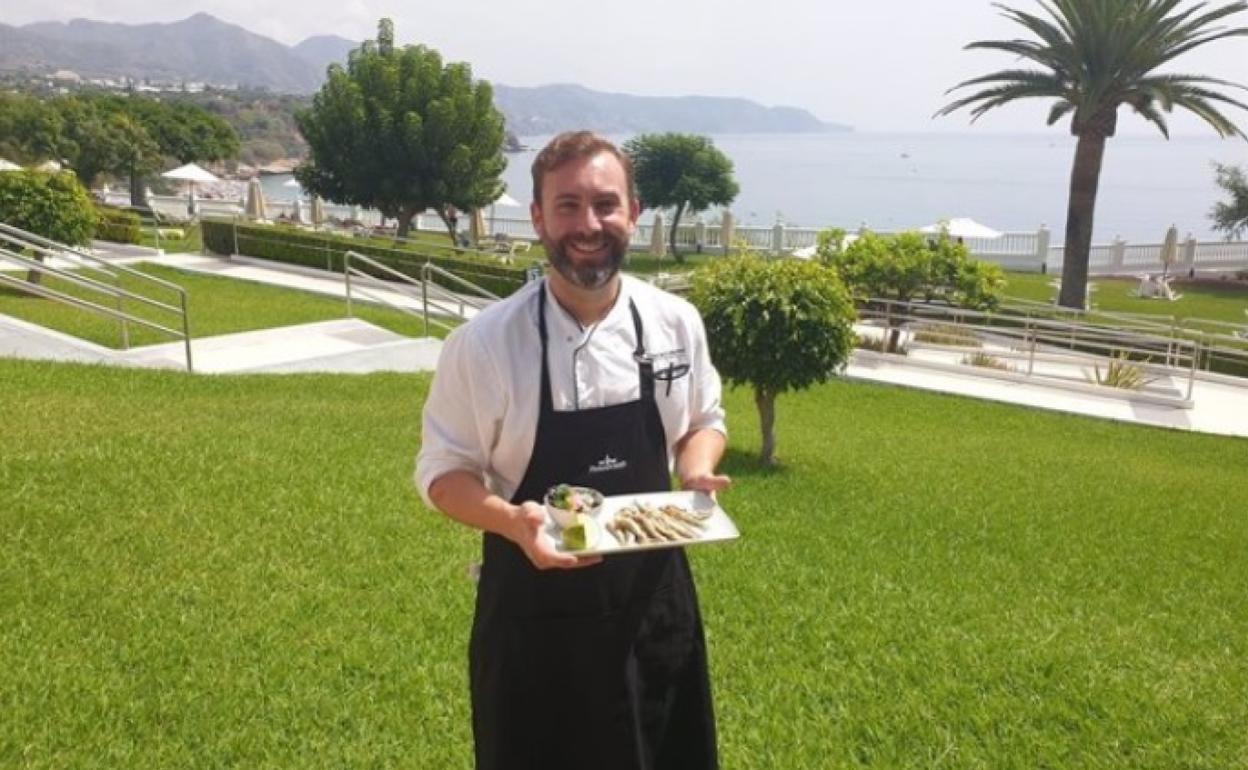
[679,472,732,498]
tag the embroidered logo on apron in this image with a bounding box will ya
[587,453,628,474]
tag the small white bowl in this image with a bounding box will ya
[544,485,604,528]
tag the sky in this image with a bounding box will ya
[5,0,1248,137]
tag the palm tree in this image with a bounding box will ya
[938,0,1248,309]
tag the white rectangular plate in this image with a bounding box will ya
[550,490,740,556]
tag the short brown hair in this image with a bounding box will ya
[531,131,636,205]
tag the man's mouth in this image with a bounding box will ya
[567,239,607,258]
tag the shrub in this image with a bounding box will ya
[818,229,1005,353]
[962,351,1011,371]
[1087,353,1157,390]
[690,256,856,465]
[94,206,142,244]
[0,170,96,247]
[855,333,907,355]
[912,322,982,348]
[0,170,97,284]
[201,218,531,298]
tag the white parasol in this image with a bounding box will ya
[310,196,325,228]
[919,217,1003,240]
[162,163,219,216]
[488,190,523,234]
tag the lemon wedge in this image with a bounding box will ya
[562,513,599,551]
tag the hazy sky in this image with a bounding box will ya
[5,0,1248,137]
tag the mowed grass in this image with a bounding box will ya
[1003,271,1248,326]
[0,263,448,347]
[2,359,1247,769]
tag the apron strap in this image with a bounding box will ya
[537,280,657,410]
[628,298,656,400]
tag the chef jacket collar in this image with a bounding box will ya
[541,276,632,337]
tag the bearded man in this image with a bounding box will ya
[417,131,729,770]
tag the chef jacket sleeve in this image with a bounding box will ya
[416,325,505,508]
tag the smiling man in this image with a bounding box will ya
[416,131,729,770]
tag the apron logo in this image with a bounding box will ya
[588,454,628,474]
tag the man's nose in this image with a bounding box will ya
[574,205,602,234]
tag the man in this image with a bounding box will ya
[417,131,729,770]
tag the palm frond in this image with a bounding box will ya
[1046,101,1076,125]
[1168,93,1248,139]
[1128,98,1172,138]
[939,83,1075,121]
[945,68,1068,94]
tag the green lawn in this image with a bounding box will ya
[2,359,1245,769]
[1003,271,1248,327]
[0,263,450,347]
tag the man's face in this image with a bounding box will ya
[531,151,640,291]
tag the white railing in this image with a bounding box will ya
[98,189,1248,274]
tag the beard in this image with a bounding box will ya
[545,230,629,290]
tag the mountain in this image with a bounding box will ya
[292,35,357,74]
[493,83,848,135]
[12,14,322,92]
[1,14,849,134]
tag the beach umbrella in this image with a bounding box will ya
[1160,224,1179,278]
[650,213,667,258]
[488,190,523,233]
[310,196,325,228]
[162,162,219,217]
[244,178,267,220]
[919,217,1003,240]
[0,158,21,172]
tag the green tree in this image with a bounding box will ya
[294,18,506,240]
[1210,163,1248,239]
[97,96,239,206]
[53,99,162,188]
[938,0,1248,310]
[0,170,98,284]
[0,92,64,165]
[822,230,1005,352]
[690,256,856,465]
[624,133,739,262]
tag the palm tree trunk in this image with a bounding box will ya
[754,385,778,465]
[1059,132,1108,310]
[668,201,686,264]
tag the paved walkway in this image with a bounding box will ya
[3,250,1247,438]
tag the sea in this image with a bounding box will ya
[262,131,1248,244]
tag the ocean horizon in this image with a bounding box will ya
[263,130,1248,244]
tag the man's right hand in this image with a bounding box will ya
[508,501,602,570]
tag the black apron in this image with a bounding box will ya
[468,283,717,770]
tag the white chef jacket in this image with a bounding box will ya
[416,275,727,506]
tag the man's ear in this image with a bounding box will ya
[530,200,546,239]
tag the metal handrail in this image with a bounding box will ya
[859,297,1202,401]
[0,223,187,293]
[0,224,193,371]
[342,250,499,336]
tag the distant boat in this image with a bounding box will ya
[900,152,910,159]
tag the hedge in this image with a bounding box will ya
[94,206,142,244]
[201,219,532,298]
